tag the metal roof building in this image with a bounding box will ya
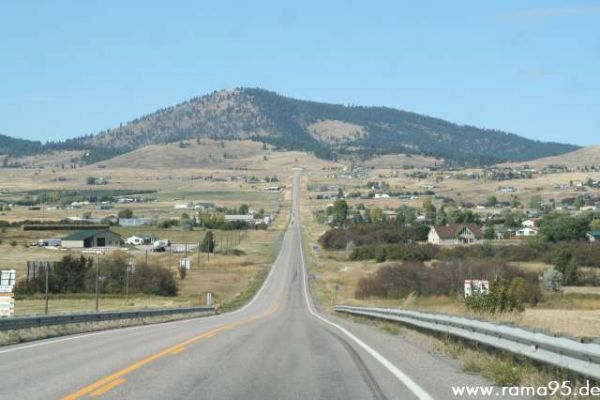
[62,229,122,249]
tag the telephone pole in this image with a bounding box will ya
[95,252,100,312]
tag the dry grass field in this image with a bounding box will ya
[500,145,600,169]
[0,154,300,316]
[1,148,599,331]
[299,171,600,338]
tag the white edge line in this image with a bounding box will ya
[294,179,434,400]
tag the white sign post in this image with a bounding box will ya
[205,291,213,306]
[0,269,16,317]
[180,258,191,270]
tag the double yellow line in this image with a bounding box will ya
[63,301,282,399]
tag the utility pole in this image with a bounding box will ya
[197,241,201,269]
[44,262,49,315]
[95,252,100,312]
[169,246,172,270]
[126,257,133,303]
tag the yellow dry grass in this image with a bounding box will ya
[299,172,600,338]
[0,163,292,316]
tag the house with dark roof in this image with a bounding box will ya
[62,229,122,249]
[427,223,483,245]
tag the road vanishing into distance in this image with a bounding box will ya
[0,172,500,400]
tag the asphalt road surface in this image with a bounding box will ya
[0,172,506,400]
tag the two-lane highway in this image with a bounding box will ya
[0,172,498,399]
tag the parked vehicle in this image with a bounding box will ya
[152,239,170,252]
[37,238,61,247]
[125,236,145,245]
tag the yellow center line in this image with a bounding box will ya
[89,378,127,397]
[168,347,186,355]
[62,300,283,400]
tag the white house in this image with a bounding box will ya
[516,227,538,237]
[428,224,483,245]
[521,219,538,228]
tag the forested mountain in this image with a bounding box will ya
[0,88,579,166]
[0,134,44,157]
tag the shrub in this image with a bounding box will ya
[465,277,528,313]
[319,224,429,250]
[540,269,563,292]
[131,262,177,296]
[200,230,215,252]
[16,254,92,295]
[355,259,541,308]
[537,212,591,242]
[15,253,177,296]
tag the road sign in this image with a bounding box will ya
[464,280,489,297]
[205,292,213,306]
[0,269,16,293]
[0,270,15,317]
[0,297,14,317]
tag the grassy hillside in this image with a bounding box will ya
[510,145,600,169]
[99,139,338,171]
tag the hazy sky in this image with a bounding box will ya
[1,0,599,145]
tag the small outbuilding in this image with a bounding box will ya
[62,230,122,249]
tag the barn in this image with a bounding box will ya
[62,230,123,249]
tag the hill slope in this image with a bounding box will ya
[1,88,579,166]
[509,145,600,169]
[98,139,337,171]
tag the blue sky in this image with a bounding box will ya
[1,0,599,145]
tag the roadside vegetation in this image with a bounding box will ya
[302,176,600,338]
[16,253,177,297]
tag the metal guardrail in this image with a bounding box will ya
[334,305,600,380]
[0,306,215,331]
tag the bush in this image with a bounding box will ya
[16,254,92,295]
[319,224,429,250]
[355,259,541,308]
[15,253,177,296]
[348,241,600,269]
[132,262,178,296]
[157,219,179,229]
[540,269,563,292]
[465,277,528,313]
[537,212,591,242]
